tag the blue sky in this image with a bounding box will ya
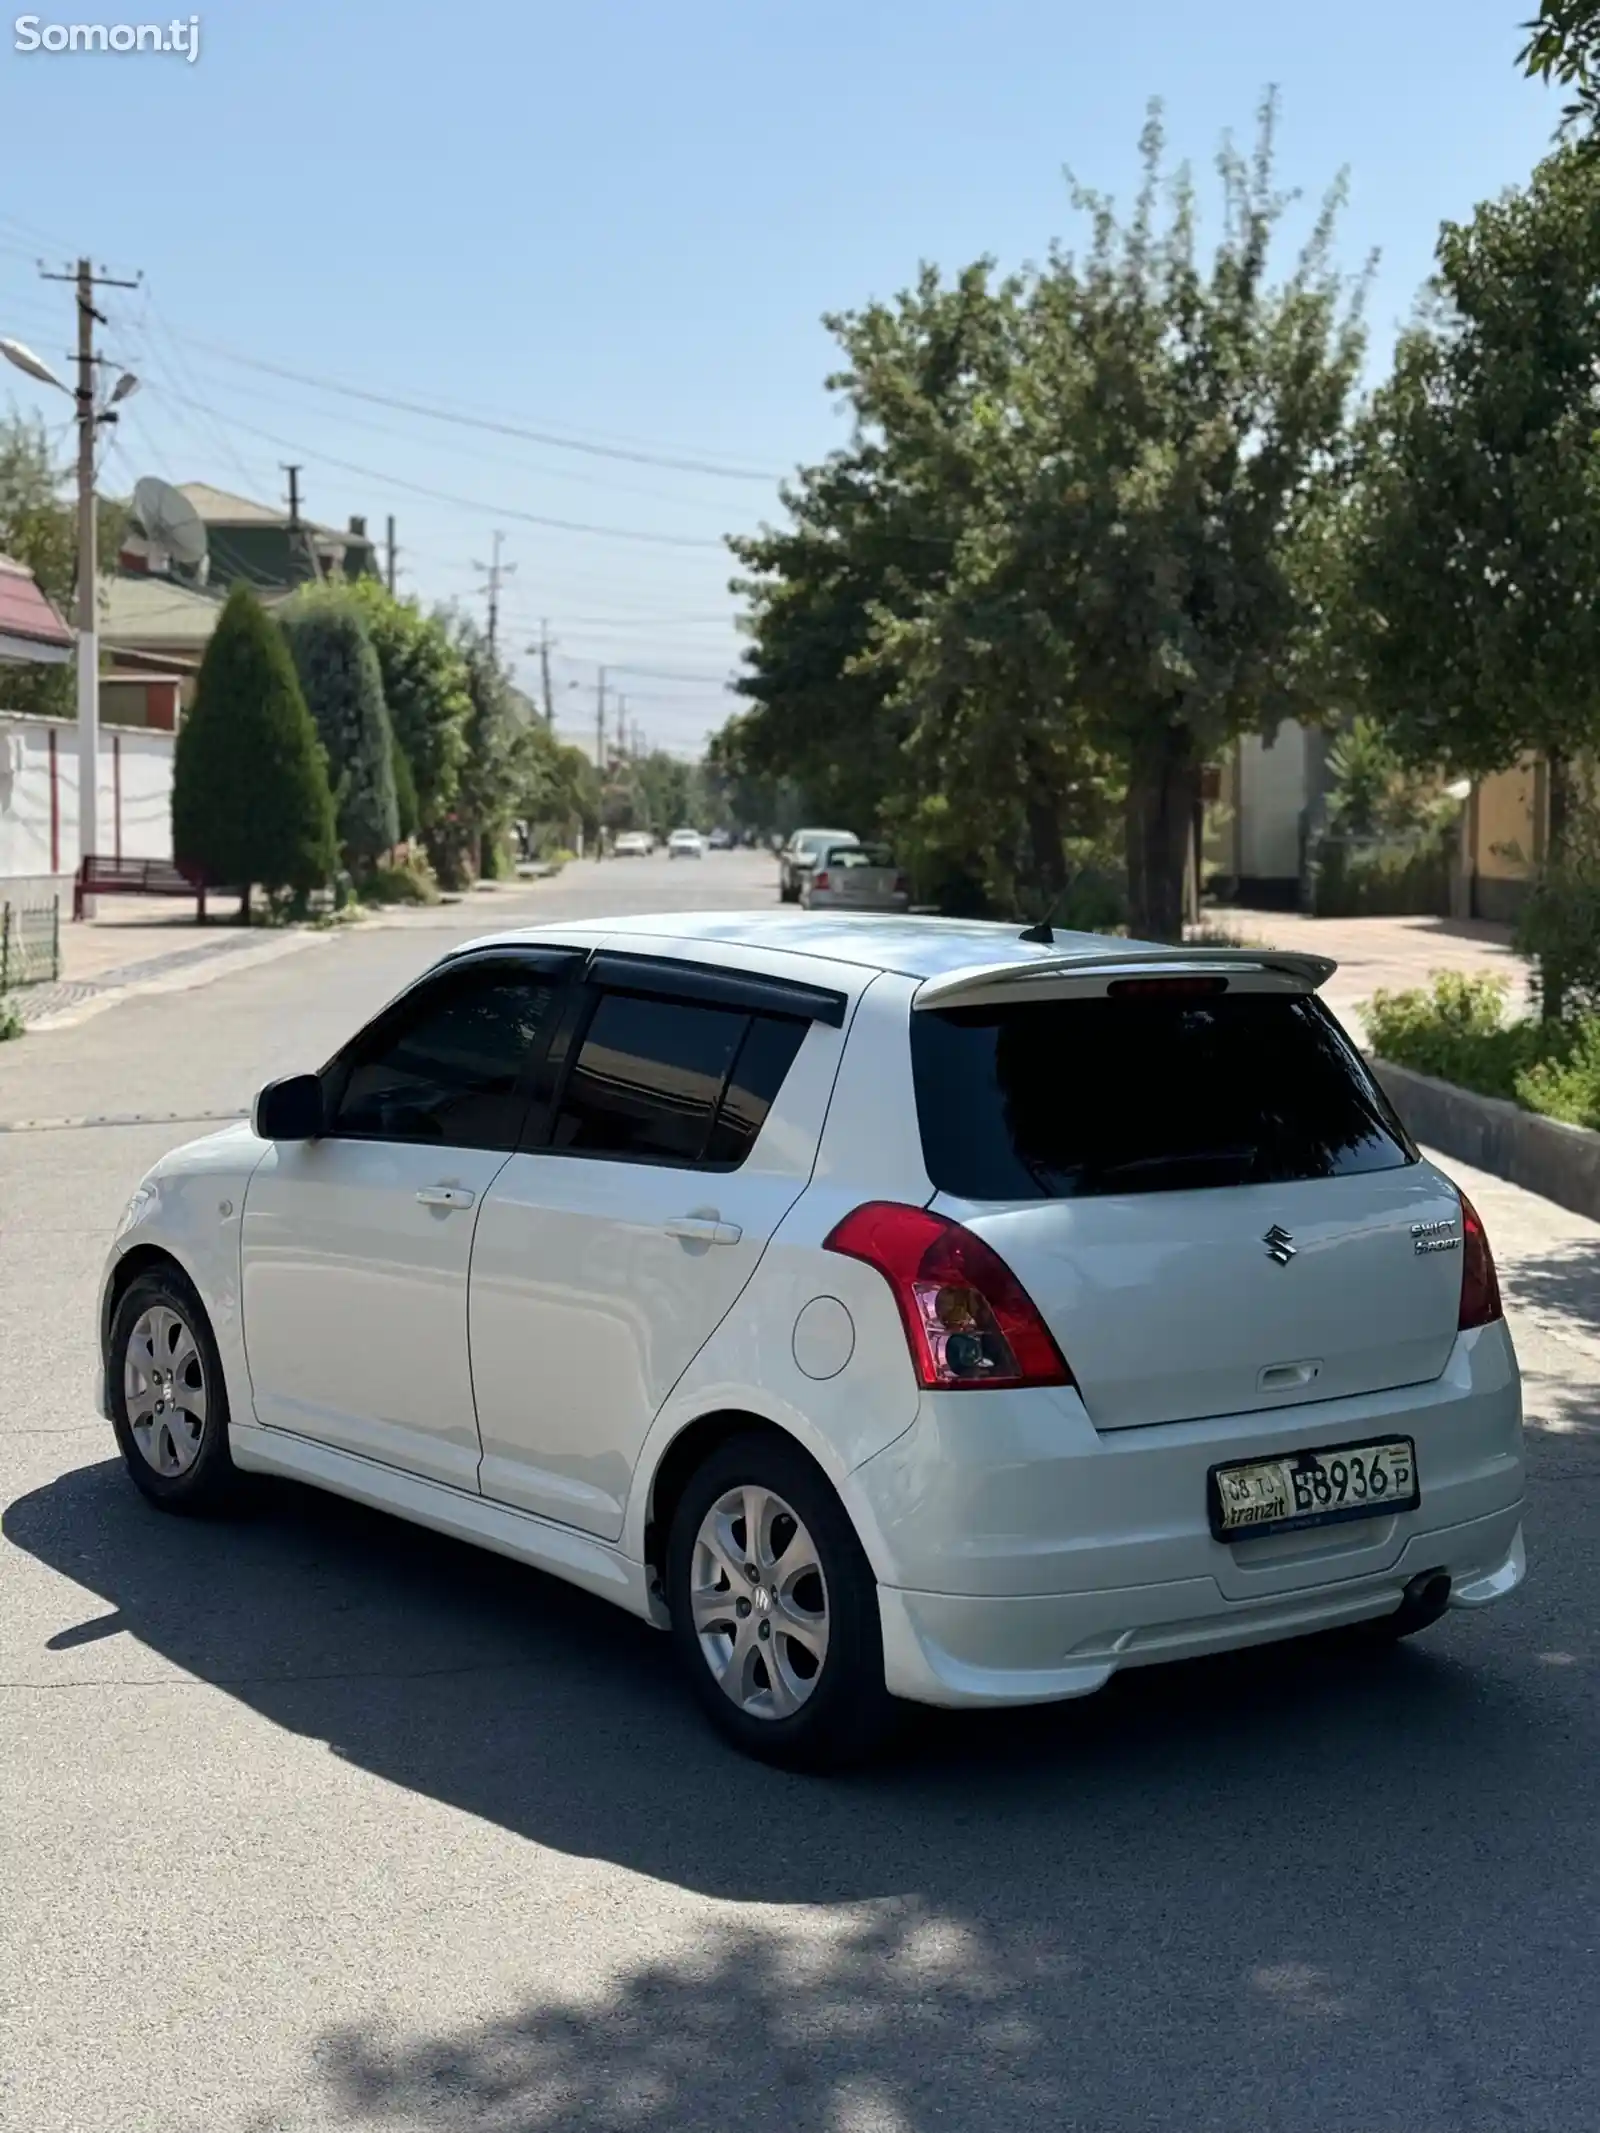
[0,0,1560,753]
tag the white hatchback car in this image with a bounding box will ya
[667,828,704,859]
[99,914,1525,1769]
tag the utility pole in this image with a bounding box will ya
[281,463,323,582]
[385,514,397,594]
[594,664,607,861]
[39,257,140,915]
[537,619,554,725]
[473,530,514,658]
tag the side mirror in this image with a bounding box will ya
[253,1073,324,1142]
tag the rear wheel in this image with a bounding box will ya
[666,1432,894,1770]
[108,1267,238,1513]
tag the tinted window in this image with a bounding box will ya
[331,965,561,1149]
[552,994,807,1168]
[704,1015,808,1167]
[912,992,1415,1201]
[554,993,747,1164]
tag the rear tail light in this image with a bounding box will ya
[1457,1191,1503,1329]
[812,871,831,892]
[824,1201,1072,1390]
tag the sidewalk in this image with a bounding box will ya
[1199,910,1530,1040]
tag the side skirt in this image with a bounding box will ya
[229,1423,659,1625]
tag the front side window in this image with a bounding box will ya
[551,991,806,1168]
[330,963,564,1150]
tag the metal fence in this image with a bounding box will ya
[0,900,61,990]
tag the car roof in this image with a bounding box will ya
[452,908,1335,991]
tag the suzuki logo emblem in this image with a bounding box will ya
[1264,1225,1297,1265]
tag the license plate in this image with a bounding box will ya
[1208,1437,1418,1542]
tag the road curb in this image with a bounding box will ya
[17,926,330,1033]
[1371,1057,1600,1222]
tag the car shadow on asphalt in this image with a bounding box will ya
[7,1443,1596,2130]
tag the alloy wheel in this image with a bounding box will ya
[124,1303,208,1477]
[689,1483,830,1720]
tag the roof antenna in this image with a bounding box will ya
[1018,887,1064,946]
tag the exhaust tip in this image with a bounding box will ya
[1398,1569,1452,1632]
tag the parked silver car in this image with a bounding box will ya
[800,841,910,912]
[779,827,858,903]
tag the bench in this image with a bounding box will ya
[74,856,207,922]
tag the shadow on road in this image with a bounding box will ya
[1506,1236,1600,1348]
[7,1445,1596,2131]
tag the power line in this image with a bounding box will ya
[137,381,733,550]
[166,331,782,484]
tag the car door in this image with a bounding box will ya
[469,953,849,1538]
[239,951,576,1489]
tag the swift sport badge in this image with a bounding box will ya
[1411,1218,1461,1256]
[1264,1225,1296,1265]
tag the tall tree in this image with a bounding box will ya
[278,587,399,872]
[1015,101,1367,938]
[173,584,337,916]
[346,578,472,840]
[439,613,519,883]
[1342,143,1600,1009]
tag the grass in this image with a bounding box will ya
[1365,971,1600,1132]
[0,995,22,1041]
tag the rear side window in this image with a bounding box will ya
[552,992,806,1168]
[911,992,1415,1201]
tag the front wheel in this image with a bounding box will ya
[108,1266,238,1513]
[666,1431,894,1770]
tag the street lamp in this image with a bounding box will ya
[1,335,138,913]
[0,337,68,392]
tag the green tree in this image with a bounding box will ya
[278,587,399,872]
[346,578,472,839]
[436,613,519,884]
[723,101,1365,936]
[390,727,419,842]
[1342,144,1600,1008]
[1520,2,1600,133]
[0,411,128,720]
[172,584,337,915]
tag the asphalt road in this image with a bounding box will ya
[2,852,1596,2133]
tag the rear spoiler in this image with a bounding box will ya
[912,944,1337,1012]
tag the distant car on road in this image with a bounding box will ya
[707,827,733,851]
[668,828,705,859]
[613,831,652,858]
[800,841,911,913]
[779,827,858,903]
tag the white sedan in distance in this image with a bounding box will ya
[667,828,705,859]
[98,913,1526,1770]
[613,830,652,857]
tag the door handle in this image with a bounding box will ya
[664,1215,743,1246]
[416,1184,476,1209]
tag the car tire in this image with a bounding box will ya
[108,1265,239,1515]
[666,1430,896,1771]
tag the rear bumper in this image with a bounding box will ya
[846,1322,1526,1705]
[878,1513,1525,1708]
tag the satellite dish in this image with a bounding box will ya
[132,477,208,574]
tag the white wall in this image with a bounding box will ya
[1236,723,1308,883]
[0,713,174,891]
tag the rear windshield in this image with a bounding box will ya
[911,991,1416,1200]
[828,843,893,868]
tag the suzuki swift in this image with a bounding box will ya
[99,914,1526,1768]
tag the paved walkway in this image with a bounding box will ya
[1198,910,1530,1039]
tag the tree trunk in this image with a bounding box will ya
[1021,752,1068,918]
[1125,727,1200,943]
[237,884,251,925]
[1541,749,1573,1024]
